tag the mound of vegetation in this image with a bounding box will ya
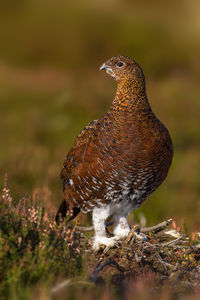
[0,176,199,300]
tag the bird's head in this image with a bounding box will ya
[99,55,145,85]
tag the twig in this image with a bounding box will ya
[51,279,71,293]
[157,254,177,270]
[93,259,124,283]
[76,226,94,232]
[51,279,94,294]
[161,236,183,246]
[76,219,173,234]
[4,173,8,190]
[140,219,173,233]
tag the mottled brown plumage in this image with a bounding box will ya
[56,55,173,250]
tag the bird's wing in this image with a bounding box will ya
[61,119,101,191]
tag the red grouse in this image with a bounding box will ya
[56,55,173,251]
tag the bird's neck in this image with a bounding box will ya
[110,79,150,114]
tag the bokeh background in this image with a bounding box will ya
[0,0,199,229]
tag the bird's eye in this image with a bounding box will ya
[116,61,124,67]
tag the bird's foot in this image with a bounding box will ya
[92,236,118,252]
[113,227,130,241]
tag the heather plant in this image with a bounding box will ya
[0,175,84,299]
[0,175,200,300]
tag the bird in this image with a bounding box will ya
[56,55,173,251]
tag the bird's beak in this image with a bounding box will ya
[99,63,108,71]
[99,63,116,79]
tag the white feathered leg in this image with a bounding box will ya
[92,205,117,251]
[113,213,130,240]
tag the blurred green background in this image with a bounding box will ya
[0,0,199,229]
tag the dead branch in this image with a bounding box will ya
[76,225,94,231]
[76,219,173,234]
[140,219,173,233]
[161,236,183,247]
[93,259,124,283]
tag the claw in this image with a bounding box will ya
[103,240,119,253]
[92,236,118,252]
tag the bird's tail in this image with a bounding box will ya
[55,200,80,224]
